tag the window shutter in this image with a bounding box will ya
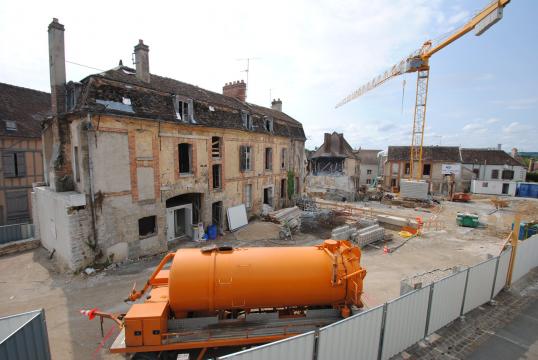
[2,152,16,178]
[241,112,247,128]
[240,146,246,171]
[16,152,26,177]
[188,99,194,123]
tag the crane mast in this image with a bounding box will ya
[336,0,510,181]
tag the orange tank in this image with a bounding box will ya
[168,239,366,313]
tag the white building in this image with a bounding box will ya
[461,148,526,195]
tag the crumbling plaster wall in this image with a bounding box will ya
[75,114,304,262]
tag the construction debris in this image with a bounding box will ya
[266,206,302,232]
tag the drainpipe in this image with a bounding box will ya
[85,113,99,251]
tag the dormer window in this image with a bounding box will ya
[241,111,253,130]
[4,120,17,131]
[174,95,194,123]
[264,117,273,132]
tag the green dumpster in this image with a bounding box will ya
[456,212,480,228]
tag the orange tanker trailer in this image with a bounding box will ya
[84,240,366,359]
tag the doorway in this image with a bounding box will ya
[166,204,192,242]
[502,183,510,195]
[212,201,223,231]
[263,187,273,206]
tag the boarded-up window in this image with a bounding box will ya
[265,148,273,171]
[212,136,221,158]
[2,152,25,178]
[491,169,499,179]
[138,216,157,238]
[6,190,29,224]
[178,143,193,174]
[240,146,252,171]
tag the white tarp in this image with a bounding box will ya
[227,204,248,231]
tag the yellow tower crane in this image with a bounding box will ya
[336,0,510,180]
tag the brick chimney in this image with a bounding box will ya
[271,98,282,112]
[223,80,246,102]
[511,147,518,158]
[134,40,150,83]
[48,18,66,114]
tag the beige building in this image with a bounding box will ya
[0,82,48,225]
[34,19,305,270]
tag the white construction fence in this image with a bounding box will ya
[219,234,538,360]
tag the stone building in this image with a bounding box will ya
[384,146,465,193]
[306,132,359,200]
[355,149,382,186]
[0,82,48,224]
[33,19,305,270]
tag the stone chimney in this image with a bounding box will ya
[223,80,246,102]
[271,98,282,112]
[134,40,150,83]
[323,133,331,152]
[48,18,66,114]
[511,147,518,158]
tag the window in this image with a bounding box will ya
[367,169,372,175]
[280,179,286,199]
[244,184,252,208]
[483,182,488,188]
[211,136,221,158]
[241,111,253,130]
[240,146,252,171]
[391,178,397,187]
[264,117,273,132]
[281,149,287,169]
[491,169,499,179]
[423,164,431,176]
[265,148,273,171]
[138,216,157,238]
[74,146,80,182]
[178,143,193,174]
[404,163,410,175]
[501,170,514,180]
[4,120,17,131]
[2,151,26,178]
[472,169,479,178]
[212,164,221,189]
[366,179,372,184]
[174,95,193,122]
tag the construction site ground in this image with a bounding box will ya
[0,195,537,360]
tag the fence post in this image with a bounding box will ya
[490,256,500,301]
[377,303,388,360]
[507,214,521,287]
[424,283,435,337]
[312,328,320,360]
[460,268,470,316]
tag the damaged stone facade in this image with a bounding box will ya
[306,132,360,201]
[34,19,305,270]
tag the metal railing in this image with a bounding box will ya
[220,234,538,360]
[0,223,34,245]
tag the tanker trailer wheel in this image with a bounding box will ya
[131,352,159,360]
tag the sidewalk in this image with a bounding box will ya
[395,268,538,360]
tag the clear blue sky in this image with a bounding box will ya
[0,0,535,152]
